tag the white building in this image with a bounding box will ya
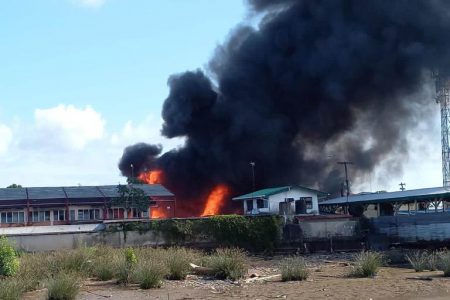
[232,186,325,216]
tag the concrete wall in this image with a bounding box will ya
[298,218,358,239]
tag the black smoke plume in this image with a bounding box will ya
[119,0,450,210]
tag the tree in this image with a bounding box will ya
[111,184,150,213]
[6,184,22,188]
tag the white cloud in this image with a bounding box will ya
[0,124,12,156]
[73,0,107,8]
[34,104,105,150]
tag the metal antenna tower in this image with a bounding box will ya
[434,71,450,187]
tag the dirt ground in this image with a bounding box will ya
[24,253,450,300]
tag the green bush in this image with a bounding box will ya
[204,248,247,280]
[133,262,166,289]
[164,247,197,280]
[0,236,19,276]
[46,273,80,300]
[205,215,281,252]
[0,279,23,300]
[427,251,440,271]
[406,251,429,272]
[280,257,309,281]
[349,251,383,278]
[92,257,116,281]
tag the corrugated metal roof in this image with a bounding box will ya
[0,188,28,201]
[27,187,66,199]
[0,184,174,201]
[63,186,104,198]
[320,186,450,205]
[232,185,326,201]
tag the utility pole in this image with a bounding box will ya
[250,162,256,213]
[399,182,406,191]
[338,161,353,214]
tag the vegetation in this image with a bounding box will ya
[0,236,19,276]
[46,273,80,300]
[280,256,309,281]
[437,251,450,276]
[164,247,198,280]
[407,251,430,272]
[133,261,166,289]
[203,248,247,280]
[111,184,150,214]
[349,251,384,278]
[6,184,22,188]
[0,279,23,300]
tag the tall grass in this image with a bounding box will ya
[133,261,166,289]
[437,251,450,276]
[280,256,309,281]
[349,251,383,278]
[46,273,80,300]
[0,279,23,300]
[406,251,429,272]
[204,248,247,280]
[164,247,199,280]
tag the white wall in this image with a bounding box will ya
[243,187,319,215]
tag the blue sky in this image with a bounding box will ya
[0,0,443,191]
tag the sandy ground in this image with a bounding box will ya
[24,254,450,300]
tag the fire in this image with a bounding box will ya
[200,184,230,217]
[150,205,169,219]
[138,170,164,184]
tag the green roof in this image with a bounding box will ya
[232,186,326,201]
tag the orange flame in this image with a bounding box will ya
[200,184,230,217]
[138,170,164,184]
[150,205,169,219]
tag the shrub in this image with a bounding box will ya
[117,248,138,284]
[0,279,23,300]
[437,251,450,276]
[406,251,429,272]
[91,246,118,281]
[49,248,93,276]
[15,252,51,291]
[92,257,116,281]
[0,236,19,276]
[204,248,247,280]
[349,251,383,278]
[133,262,166,289]
[46,273,80,300]
[280,256,309,281]
[164,247,197,280]
[427,251,440,271]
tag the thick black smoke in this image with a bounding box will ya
[119,0,450,206]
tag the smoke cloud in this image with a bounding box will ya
[119,0,450,208]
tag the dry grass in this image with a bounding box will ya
[280,256,309,281]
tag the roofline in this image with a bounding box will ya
[232,185,327,201]
[320,187,450,206]
[0,184,174,201]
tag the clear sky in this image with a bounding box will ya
[0,0,443,192]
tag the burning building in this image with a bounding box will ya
[119,0,450,217]
[0,184,175,227]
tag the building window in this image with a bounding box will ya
[246,200,254,211]
[0,211,24,224]
[53,210,66,221]
[257,198,268,209]
[77,209,100,221]
[70,210,76,221]
[107,208,124,219]
[31,211,50,222]
[131,208,139,218]
[300,197,313,209]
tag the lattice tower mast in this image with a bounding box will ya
[434,71,450,187]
